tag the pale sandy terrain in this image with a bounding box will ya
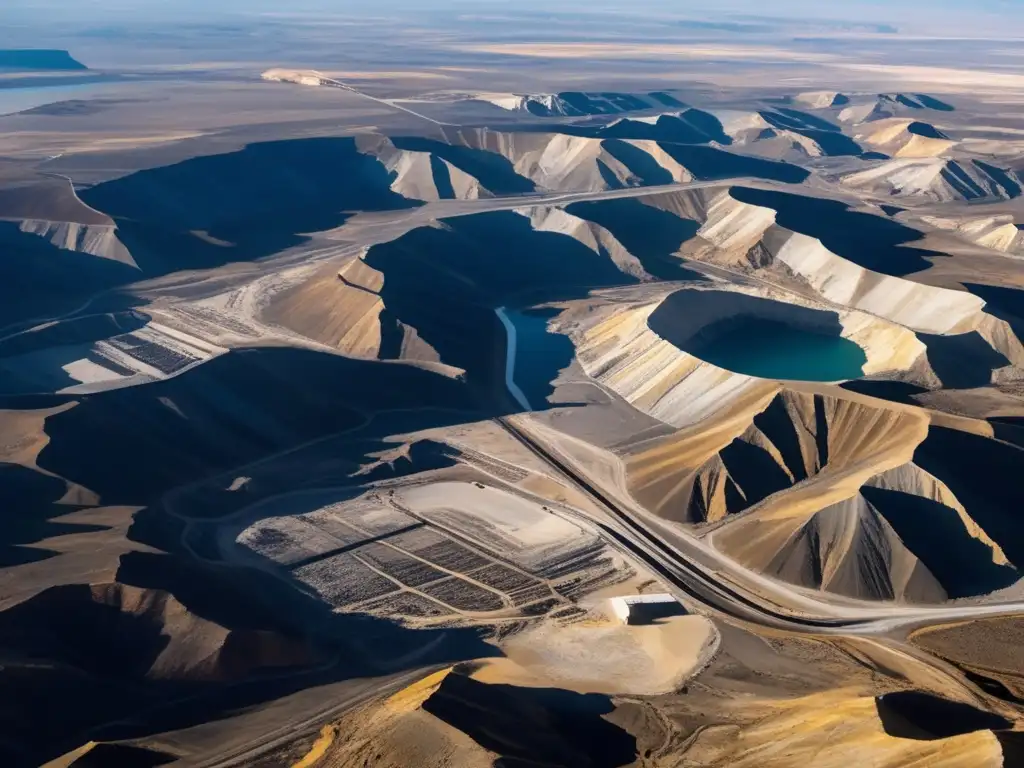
[834,64,1024,92]
[473,614,718,695]
[449,43,839,63]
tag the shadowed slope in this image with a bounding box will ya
[80,138,419,274]
[565,197,701,280]
[913,427,1024,569]
[392,136,536,195]
[36,347,470,504]
[363,210,637,385]
[920,331,1010,389]
[660,144,809,183]
[625,382,1017,602]
[422,673,637,767]
[730,186,938,276]
[0,222,138,330]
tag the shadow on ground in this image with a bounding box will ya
[424,672,637,768]
[730,186,942,276]
[875,691,1011,740]
[0,550,499,767]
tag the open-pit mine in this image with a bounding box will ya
[3,5,1024,766]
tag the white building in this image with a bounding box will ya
[608,593,683,625]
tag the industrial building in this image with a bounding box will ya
[609,593,685,625]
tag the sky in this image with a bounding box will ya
[2,0,1021,36]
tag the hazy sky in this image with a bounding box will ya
[2,0,1020,36]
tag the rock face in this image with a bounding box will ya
[18,219,136,267]
[919,214,1024,254]
[856,118,956,158]
[842,158,1022,202]
[793,91,850,109]
[622,384,1019,603]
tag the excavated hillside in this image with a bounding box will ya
[619,381,1022,603]
[0,551,326,764]
[842,158,1022,203]
[7,79,1024,766]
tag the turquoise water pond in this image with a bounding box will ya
[691,318,867,381]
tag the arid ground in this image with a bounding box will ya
[3,3,1024,767]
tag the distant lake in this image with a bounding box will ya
[689,318,867,382]
[0,78,114,116]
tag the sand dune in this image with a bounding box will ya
[677,689,1002,767]
[793,91,850,109]
[289,625,1009,768]
[349,129,699,195]
[451,129,694,191]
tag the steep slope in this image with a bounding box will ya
[357,136,487,201]
[446,129,694,191]
[562,280,1020,603]
[599,108,732,144]
[856,118,956,158]
[74,136,420,277]
[918,213,1024,254]
[303,668,639,767]
[649,185,989,334]
[700,395,1020,602]
[261,255,402,359]
[842,158,1022,203]
[708,110,850,161]
[756,108,863,157]
[0,179,134,268]
[793,91,850,109]
[839,93,956,125]
[0,180,141,328]
[15,219,136,267]
[564,286,919,430]
[267,208,644,387]
[0,551,326,766]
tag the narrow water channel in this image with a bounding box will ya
[498,307,575,411]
